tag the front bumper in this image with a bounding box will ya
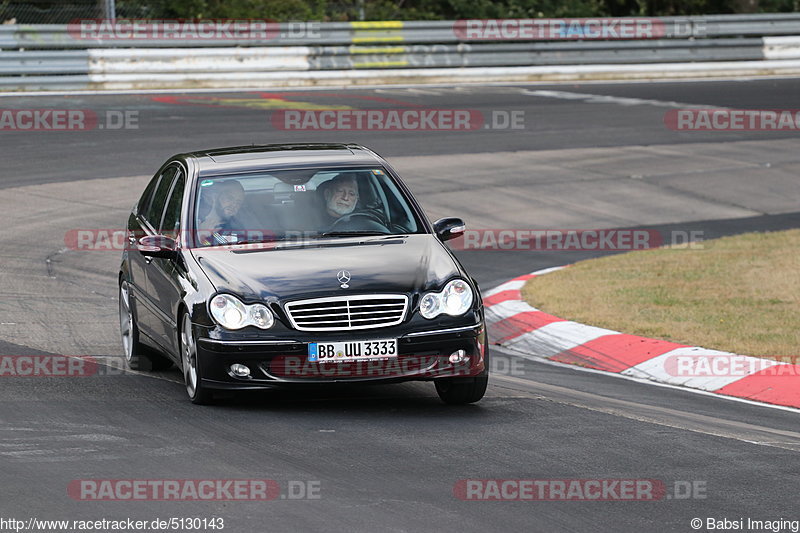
[194,322,487,390]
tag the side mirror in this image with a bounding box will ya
[138,235,177,259]
[433,217,466,242]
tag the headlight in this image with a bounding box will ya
[210,294,274,330]
[419,292,441,319]
[419,279,474,319]
[442,279,473,315]
[248,304,274,329]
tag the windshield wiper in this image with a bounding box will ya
[234,237,279,245]
[320,230,392,238]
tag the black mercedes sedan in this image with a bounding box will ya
[119,143,488,404]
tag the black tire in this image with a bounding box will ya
[435,375,488,405]
[119,280,172,371]
[180,312,214,405]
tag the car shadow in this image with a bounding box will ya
[95,356,493,416]
[207,382,491,415]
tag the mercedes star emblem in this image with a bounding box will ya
[337,270,351,288]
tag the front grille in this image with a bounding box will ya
[285,294,408,331]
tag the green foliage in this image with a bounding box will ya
[117,0,799,20]
[137,0,326,20]
[436,0,608,18]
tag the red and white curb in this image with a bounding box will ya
[484,266,800,410]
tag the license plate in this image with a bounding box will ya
[308,339,398,363]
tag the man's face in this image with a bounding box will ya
[326,180,358,217]
[217,189,244,219]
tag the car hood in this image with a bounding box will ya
[192,234,464,302]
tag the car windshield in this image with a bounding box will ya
[193,167,423,247]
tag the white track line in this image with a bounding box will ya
[3,75,800,98]
[523,89,729,109]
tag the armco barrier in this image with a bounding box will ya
[1,15,799,90]
[305,39,768,70]
[91,47,311,74]
[0,50,90,75]
[763,35,800,58]
[3,15,800,49]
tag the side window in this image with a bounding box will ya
[160,169,186,240]
[377,175,418,232]
[143,166,178,228]
[137,173,162,216]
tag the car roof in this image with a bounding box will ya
[181,143,384,176]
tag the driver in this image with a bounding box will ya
[321,174,359,226]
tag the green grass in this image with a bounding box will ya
[522,230,800,359]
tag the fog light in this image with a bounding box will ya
[230,363,251,377]
[449,350,468,364]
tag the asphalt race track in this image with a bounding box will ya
[0,79,799,532]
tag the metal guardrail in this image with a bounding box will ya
[699,13,800,36]
[3,39,767,77]
[0,14,799,90]
[4,21,447,48]
[2,15,800,49]
[0,50,89,75]
[307,39,768,70]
